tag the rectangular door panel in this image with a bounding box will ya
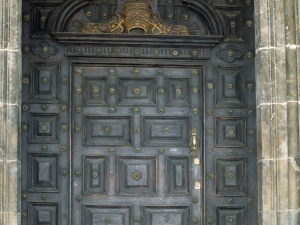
[84,206,131,225]
[142,206,190,225]
[83,116,132,146]
[118,78,157,106]
[142,116,190,146]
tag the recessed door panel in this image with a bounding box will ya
[83,116,132,146]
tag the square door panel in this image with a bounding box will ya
[28,202,58,225]
[166,78,190,106]
[83,116,132,146]
[216,67,246,107]
[28,154,59,192]
[30,62,60,103]
[215,117,246,147]
[167,156,190,195]
[83,77,108,106]
[84,206,131,225]
[29,113,59,143]
[118,156,156,195]
[216,158,247,196]
[142,116,189,146]
[216,206,246,225]
[83,156,106,194]
[118,78,156,106]
[143,206,190,225]
[31,4,58,38]
[217,9,244,42]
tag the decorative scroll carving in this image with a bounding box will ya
[82,0,189,35]
[151,13,189,35]
[82,11,124,33]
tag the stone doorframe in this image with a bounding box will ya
[0,0,299,224]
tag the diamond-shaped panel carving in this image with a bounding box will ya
[118,156,156,195]
[216,66,245,107]
[215,117,246,147]
[216,158,247,196]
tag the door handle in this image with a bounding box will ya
[189,128,199,158]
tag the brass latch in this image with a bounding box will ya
[189,128,199,158]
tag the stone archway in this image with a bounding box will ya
[0,0,299,224]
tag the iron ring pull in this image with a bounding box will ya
[189,128,199,158]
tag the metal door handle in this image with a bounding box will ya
[189,128,199,158]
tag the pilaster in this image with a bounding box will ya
[255,0,300,224]
[0,0,22,224]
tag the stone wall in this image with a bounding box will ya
[0,0,22,224]
[0,0,300,224]
[255,0,300,224]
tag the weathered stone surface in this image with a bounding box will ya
[256,0,300,223]
[0,0,22,224]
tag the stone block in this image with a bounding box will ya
[254,0,271,49]
[277,210,299,225]
[6,51,22,105]
[275,104,288,159]
[0,104,3,148]
[6,212,21,225]
[258,105,272,160]
[0,159,4,212]
[0,0,22,51]
[277,159,290,210]
[273,48,287,104]
[5,105,20,161]
[0,51,7,104]
[287,102,299,158]
[258,160,275,212]
[4,160,20,212]
[273,0,286,47]
[259,211,276,225]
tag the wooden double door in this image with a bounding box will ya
[21,0,256,224]
[21,60,256,225]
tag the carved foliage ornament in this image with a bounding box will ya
[82,0,189,35]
